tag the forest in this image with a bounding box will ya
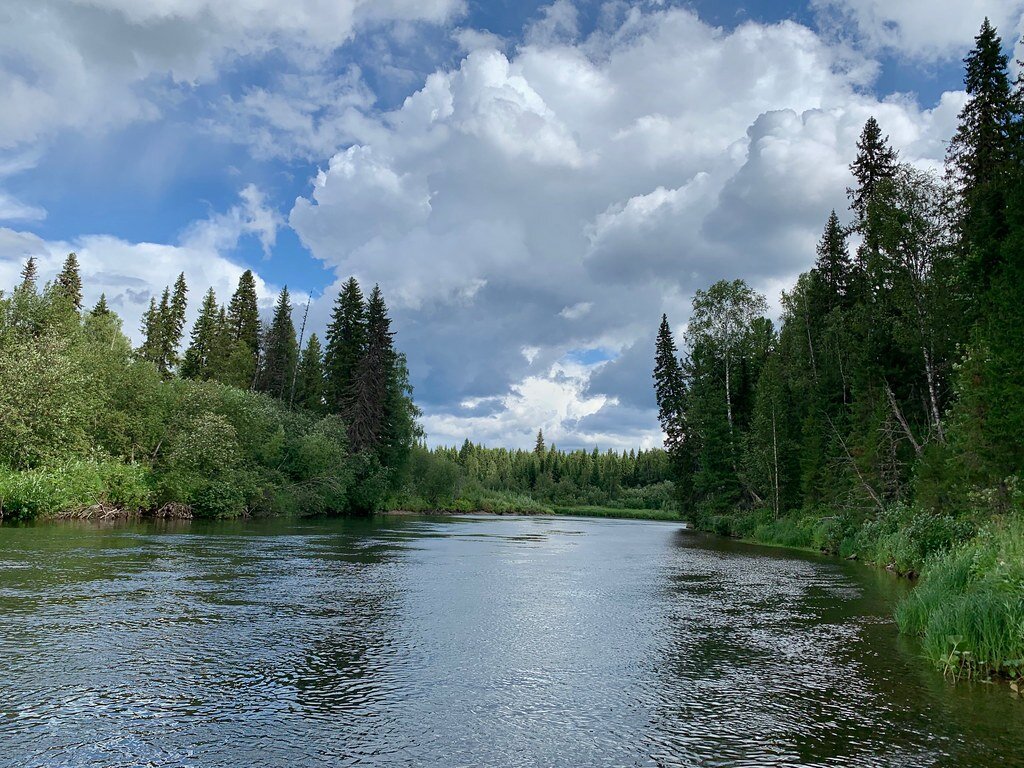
[0,267,418,519]
[653,20,1024,680]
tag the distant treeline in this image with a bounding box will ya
[0,263,418,519]
[394,433,675,513]
[654,20,1024,680]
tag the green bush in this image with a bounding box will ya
[0,459,153,520]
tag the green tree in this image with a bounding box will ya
[848,117,899,224]
[55,252,83,311]
[324,277,367,420]
[294,333,326,413]
[91,294,110,317]
[181,288,220,380]
[258,286,299,399]
[227,269,261,385]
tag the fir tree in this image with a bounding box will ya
[294,333,326,413]
[654,315,687,455]
[534,429,546,455]
[139,296,163,367]
[181,288,220,380]
[55,253,83,310]
[258,286,298,400]
[848,117,899,224]
[324,277,367,421]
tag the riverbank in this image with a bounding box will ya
[686,505,1024,685]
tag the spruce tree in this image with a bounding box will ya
[534,429,545,455]
[324,277,367,421]
[294,333,326,413]
[90,294,110,317]
[813,210,852,309]
[55,253,83,310]
[947,18,1016,297]
[19,256,37,291]
[181,288,220,380]
[258,286,299,399]
[350,284,395,452]
[227,270,261,386]
[139,296,163,368]
[228,270,260,352]
[654,315,687,454]
[848,117,899,224]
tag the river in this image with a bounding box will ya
[0,514,1020,767]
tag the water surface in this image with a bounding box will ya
[0,515,1020,767]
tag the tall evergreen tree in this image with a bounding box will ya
[534,429,546,455]
[813,210,852,309]
[55,253,83,310]
[848,117,899,224]
[258,286,299,400]
[139,296,164,370]
[350,285,395,452]
[946,18,1016,298]
[90,294,110,317]
[294,333,326,413]
[181,288,220,380]
[324,277,367,420]
[226,270,261,387]
[19,256,37,291]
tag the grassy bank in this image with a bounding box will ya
[686,501,1024,682]
[551,505,682,521]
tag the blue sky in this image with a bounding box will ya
[1,0,1021,449]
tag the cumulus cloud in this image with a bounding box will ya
[288,4,963,449]
[0,0,465,150]
[812,0,1024,60]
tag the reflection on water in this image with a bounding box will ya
[0,515,1021,767]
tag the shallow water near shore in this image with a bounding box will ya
[0,514,1020,767]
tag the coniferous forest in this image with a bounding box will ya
[654,19,1024,680]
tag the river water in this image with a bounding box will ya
[0,514,1020,767]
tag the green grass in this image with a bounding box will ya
[551,505,682,521]
[895,518,1024,681]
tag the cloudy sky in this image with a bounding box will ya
[1,0,1021,450]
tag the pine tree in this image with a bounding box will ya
[181,288,220,380]
[350,285,395,452]
[294,333,326,413]
[258,286,298,399]
[324,277,367,421]
[848,117,899,224]
[90,294,110,317]
[55,253,83,310]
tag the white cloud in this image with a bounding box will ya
[0,187,284,341]
[0,0,466,150]
[288,5,963,448]
[813,0,1024,60]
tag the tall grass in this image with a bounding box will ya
[896,518,1024,680]
[0,459,152,520]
